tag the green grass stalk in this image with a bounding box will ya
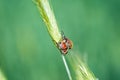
[35,0,62,43]
[35,0,72,79]
[35,0,97,80]
[62,54,72,80]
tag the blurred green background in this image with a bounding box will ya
[0,0,120,80]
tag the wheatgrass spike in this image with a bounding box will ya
[35,0,62,43]
[35,0,72,80]
[34,0,97,80]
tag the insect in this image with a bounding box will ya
[57,32,73,55]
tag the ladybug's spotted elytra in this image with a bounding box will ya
[57,32,73,55]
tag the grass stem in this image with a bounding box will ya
[35,0,72,79]
[35,0,97,80]
[61,54,72,80]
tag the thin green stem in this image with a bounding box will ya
[35,0,72,80]
[61,54,72,80]
[35,0,97,80]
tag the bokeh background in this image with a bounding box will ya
[0,0,120,80]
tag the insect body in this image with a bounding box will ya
[57,32,73,55]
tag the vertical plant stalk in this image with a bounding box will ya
[61,54,72,80]
[35,0,72,80]
[35,0,97,80]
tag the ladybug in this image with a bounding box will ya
[57,32,73,55]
